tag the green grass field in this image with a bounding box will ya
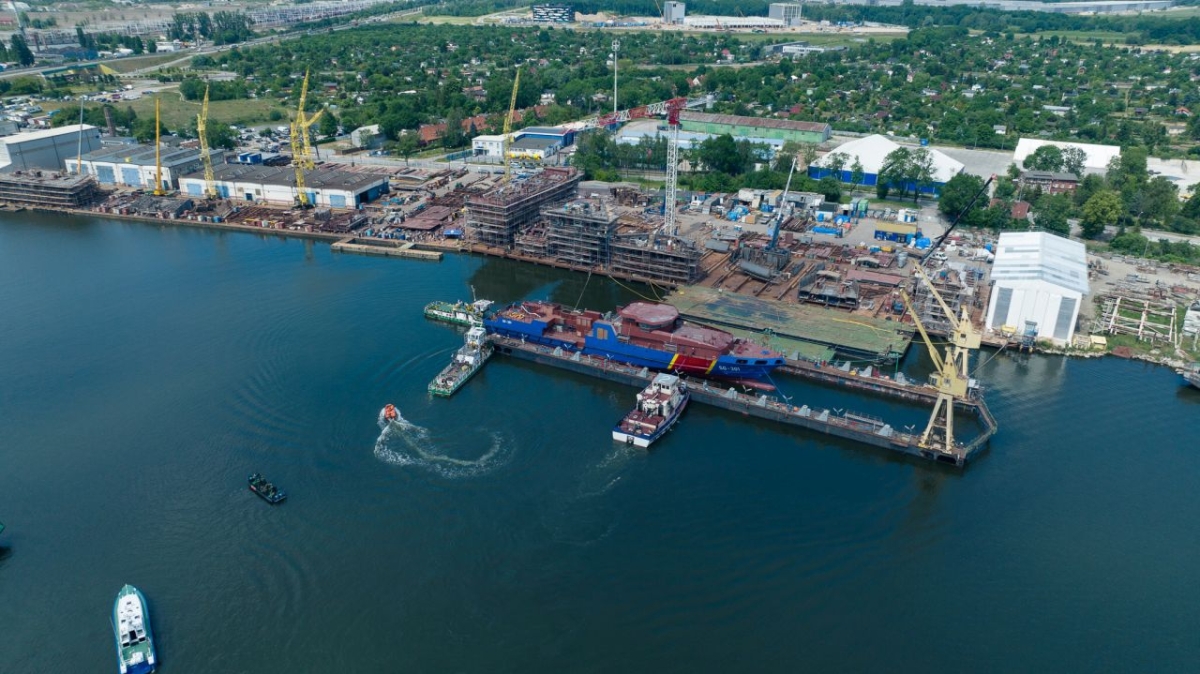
[125,95,284,129]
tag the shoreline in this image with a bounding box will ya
[5,204,1192,373]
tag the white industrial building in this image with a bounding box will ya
[769,2,803,25]
[178,164,389,208]
[985,231,1089,345]
[684,16,784,29]
[663,1,686,23]
[0,125,100,171]
[810,134,964,193]
[1013,138,1121,173]
[350,124,382,150]
[66,145,222,190]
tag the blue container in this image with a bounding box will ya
[817,212,825,222]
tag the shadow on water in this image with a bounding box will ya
[467,256,643,310]
[0,546,11,566]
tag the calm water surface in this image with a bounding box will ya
[1,213,1197,673]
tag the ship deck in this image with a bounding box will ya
[668,285,913,363]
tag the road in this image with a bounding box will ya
[0,8,424,81]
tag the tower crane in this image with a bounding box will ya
[196,85,217,199]
[896,175,994,458]
[502,66,521,184]
[661,96,684,237]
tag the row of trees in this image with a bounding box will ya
[75,28,151,55]
[169,12,255,46]
[49,102,240,150]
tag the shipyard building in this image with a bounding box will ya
[467,167,582,247]
[809,134,964,194]
[985,231,1089,345]
[66,145,223,191]
[0,125,101,171]
[177,164,388,208]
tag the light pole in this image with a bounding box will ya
[612,39,620,116]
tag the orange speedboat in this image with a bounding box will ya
[382,404,399,422]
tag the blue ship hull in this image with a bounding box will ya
[484,315,782,380]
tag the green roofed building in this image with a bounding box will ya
[679,111,831,145]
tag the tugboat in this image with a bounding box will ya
[429,324,493,397]
[612,373,690,448]
[113,584,157,674]
[424,299,494,327]
[248,473,287,504]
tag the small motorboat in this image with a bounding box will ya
[382,404,400,422]
[248,473,287,504]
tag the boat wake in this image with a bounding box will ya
[373,407,508,478]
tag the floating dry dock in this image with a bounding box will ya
[490,335,996,466]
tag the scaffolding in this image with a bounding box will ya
[609,234,703,285]
[543,198,618,267]
[466,167,581,247]
[0,171,104,208]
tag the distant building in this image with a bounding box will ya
[472,134,510,159]
[178,164,388,208]
[680,111,831,145]
[350,124,382,150]
[508,136,559,161]
[0,125,100,172]
[986,231,1089,345]
[663,1,686,23]
[1021,170,1080,195]
[1013,139,1120,174]
[66,144,221,191]
[531,3,573,22]
[768,2,803,26]
[809,134,964,194]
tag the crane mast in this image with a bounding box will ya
[662,99,683,237]
[291,69,318,207]
[153,97,164,196]
[197,86,216,199]
[502,66,521,184]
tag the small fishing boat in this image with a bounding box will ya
[113,584,157,674]
[612,373,690,448]
[248,473,287,504]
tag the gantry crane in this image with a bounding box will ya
[502,66,521,183]
[897,175,994,457]
[196,86,217,199]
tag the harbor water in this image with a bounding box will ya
[1,212,1198,672]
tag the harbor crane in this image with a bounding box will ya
[502,66,521,184]
[897,175,994,458]
[196,86,217,199]
[153,97,164,196]
[290,70,323,207]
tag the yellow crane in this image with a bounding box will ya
[291,69,323,207]
[896,175,993,459]
[196,85,217,199]
[502,66,521,183]
[153,97,164,196]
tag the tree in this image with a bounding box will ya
[394,133,419,166]
[938,173,986,221]
[1138,175,1179,226]
[1033,193,1072,237]
[698,134,744,176]
[849,157,865,195]
[799,142,818,169]
[1081,189,1122,239]
[879,147,912,198]
[1023,144,1064,172]
[1074,173,1105,208]
[10,34,34,67]
[909,148,935,202]
[1061,146,1087,177]
[817,175,842,203]
[825,151,849,182]
[318,110,338,138]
